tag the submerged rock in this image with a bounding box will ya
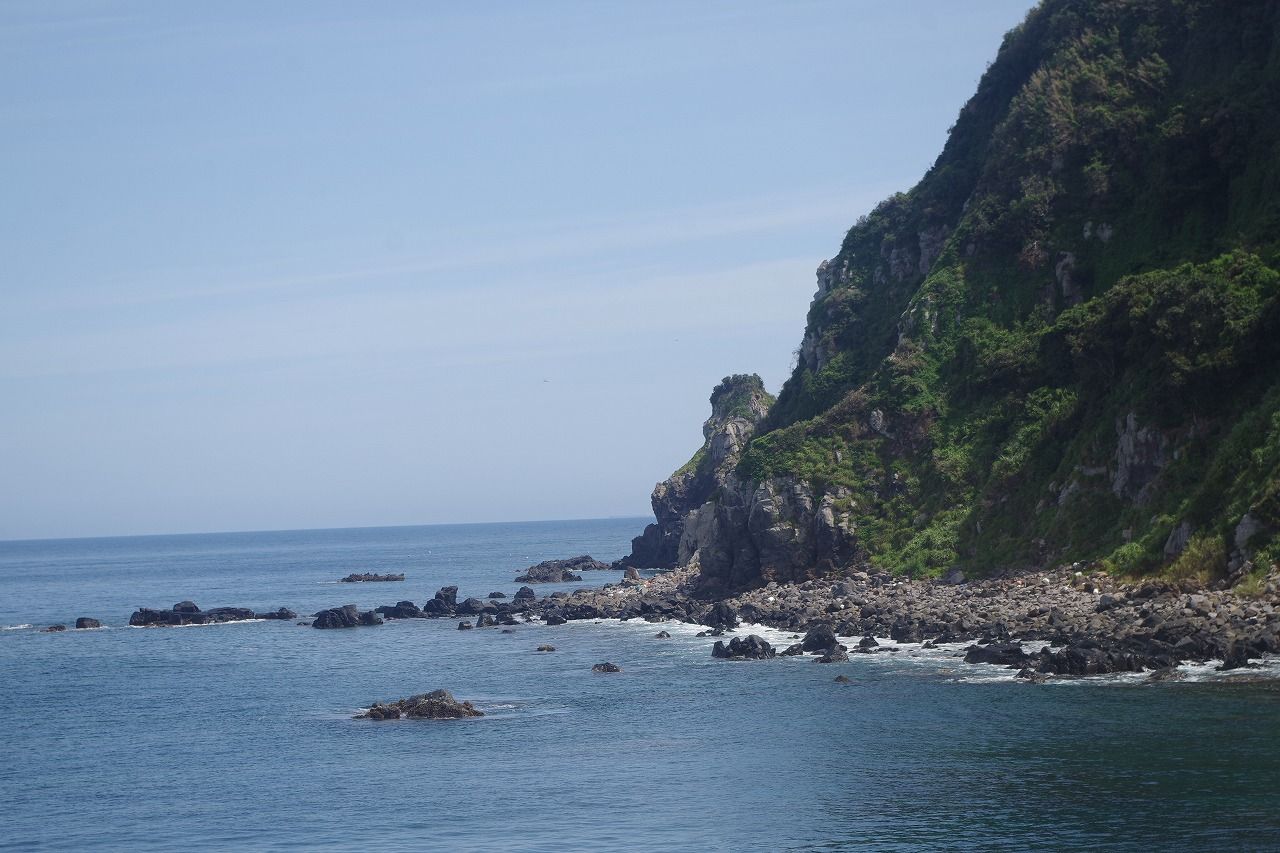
[592,662,622,673]
[42,624,66,633]
[356,689,483,720]
[536,644,556,652]
[339,573,405,583]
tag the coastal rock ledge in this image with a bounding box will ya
[356,690,483,720]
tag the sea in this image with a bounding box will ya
[2,518,1279,851]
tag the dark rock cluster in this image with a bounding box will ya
[356,689,482,720]
[339,573,405,583]
[129,601,296,627]
[516,555,611,583]
[312,605,382,629]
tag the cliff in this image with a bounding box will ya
[623,0,1280,592]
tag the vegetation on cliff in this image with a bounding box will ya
[649,0,1280,584]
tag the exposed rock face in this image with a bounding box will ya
[516,555,607,583]
[340,573,405,583]
[619,375,773,570]
[356,690,482,720]
[618,373,862,591]
[129,602,266,627]
[1112,412,1168,503]
[312,605,383,629]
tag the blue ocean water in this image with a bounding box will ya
[2,518,1279,851]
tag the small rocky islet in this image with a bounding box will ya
[356,690,482,720]
[129,601,297,627]
[514,554,612,583]
[339,572,405,583]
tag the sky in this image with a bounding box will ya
[1,0,1037,540]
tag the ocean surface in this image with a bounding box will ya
[2,518,1279,852]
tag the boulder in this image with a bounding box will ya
[356,689,483,720]
[814,647,849,663]
[592,662,622,673]
[711,635,775,660]
[1218,639,1253,671]
[655,630,671,639]
[536,645,556,652]
[74,617,101,629]
[42,624,66,633]
[374,601,422,619]
[703,601,739,630]
[312,605,383,629]
[456,597,487,615]
[964,642,1030,667]
[780,643,805,656]
[513,586,537,602]
[255,608,298,621]
[458,620,473,630]
[544,612,567,626]
[834,675,852,684]
[802,624,838,652]
[488,591,507,599]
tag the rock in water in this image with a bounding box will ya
[1218,640,1253,671]
[834,675,852,684]
[312,605,384,629]
[963,642,1030,667]
[74,617,101,629]
[516,555,611,583]
[814,647,849,664]
[536,645,556,652]
[655,630,671,639]
[129,602,266,627]
[801,624,838,652]
[42,624,66,633]
[592,662,622,673]
[711,634,775,660]
[356,690,483,720]
[339,573,405,583]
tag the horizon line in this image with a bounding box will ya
[0,514,653,547]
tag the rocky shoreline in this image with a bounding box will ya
[26,561,1280,682]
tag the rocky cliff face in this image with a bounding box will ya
[621,374,772,570]
[624,0,1280,592]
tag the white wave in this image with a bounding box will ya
[2,624,33,630]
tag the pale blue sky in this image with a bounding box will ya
[1,0,1036,539]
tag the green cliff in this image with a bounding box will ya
[625,0,1280,590]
